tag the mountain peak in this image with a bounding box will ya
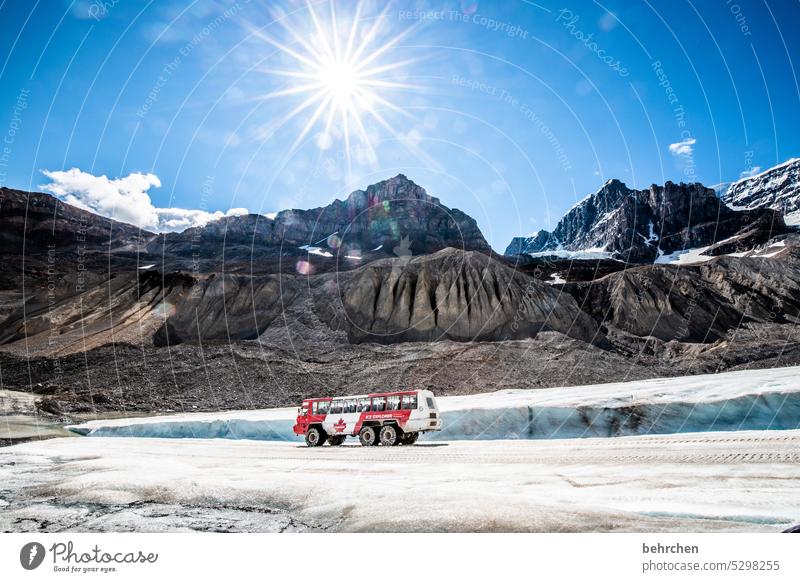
[506,177,787,262]
[721,158,800,221]
[343,173,436,207]
[167,174,490,256]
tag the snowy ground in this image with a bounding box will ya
[68,366,800,441]
[0,389,38,415]
[1,432,799,532]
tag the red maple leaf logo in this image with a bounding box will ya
[333,418,346,433]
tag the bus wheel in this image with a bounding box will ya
[305,427,324,447]
[327,435,346,446]
[359,426,377,447]
[379,425,398,446]
[406,432,419,445]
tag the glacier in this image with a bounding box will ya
[68,366,800,442]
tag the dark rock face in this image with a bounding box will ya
[505,180,787,262]
[315,248,600,344]
[0,187,152,253]
[0,248,600,352]
[0,187,153,292]
[272,174,491,254]
[721,158,800,215]
[567,244,800,343]
[505,230,557,256]
[154,174,490,261]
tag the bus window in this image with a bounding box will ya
[387,396,400,410]
[301,403,309,415]
[426,397,435,410]
[357,397,370,412]
[401,394,417,409]
[371,397,386,412]
[330,400,343,414]
[317,400,329,415]
[346,399,356,414]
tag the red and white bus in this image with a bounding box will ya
[293,390,442,447]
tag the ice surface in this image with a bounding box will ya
[654,245,715,265]
[786,211,800,226]
[298,245,333,257]
[523,248,615,260]
[3,432,799,532]
[69,366,800,442]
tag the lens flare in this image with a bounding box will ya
[151,302,176,319]
[296,260,312,275]
[327,233,342,249]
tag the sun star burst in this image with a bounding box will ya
[249,1,420,171]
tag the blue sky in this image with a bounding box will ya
[0,0,798,248]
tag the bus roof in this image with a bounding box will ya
[302,389,430,403]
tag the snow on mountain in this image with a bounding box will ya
[722,158,800,215]
[69,366,800,441]
[505,179,785,263]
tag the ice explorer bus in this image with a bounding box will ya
[293,390,442,447]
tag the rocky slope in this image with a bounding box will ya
[720,158,800,223]
[567,237,800,343]
[1,248,600,355]
[315,248,600,344]
[0,186,151,253]
[506,179,787,262]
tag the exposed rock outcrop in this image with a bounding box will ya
[0,186,152,254]
[506,179,787,262]
[567,242,800,342]
[316,248,600,344]
[721,158,800,218]
[152,174,490,262]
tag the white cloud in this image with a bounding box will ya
[40,168,248,233]
[739,166,762,179]
[156,206,249,232]
[668,138,696,157]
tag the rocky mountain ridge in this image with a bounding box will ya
[506,179,787,262]
[720,158,800,224]
[151,174,490,262]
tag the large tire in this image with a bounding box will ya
[327,435,346,446]
[359,426,377,447]
[379,425,398,446]
[402,432,419,445]
[305,427,325,447]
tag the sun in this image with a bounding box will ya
[318,61,358,106]
[247,1,419,169]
